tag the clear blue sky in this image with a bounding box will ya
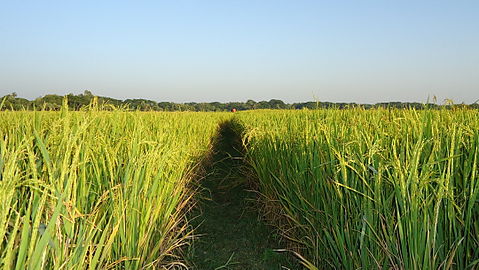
[1,0,478,103]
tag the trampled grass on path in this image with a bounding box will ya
[187,120,299,270]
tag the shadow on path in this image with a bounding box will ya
[187,120,299,270]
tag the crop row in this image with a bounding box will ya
[2,107,478,269]
[238,109,479,269]
[0,109,228,269]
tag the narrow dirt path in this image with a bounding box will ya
[188,121,298,270]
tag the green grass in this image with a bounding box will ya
[187,120,299,269]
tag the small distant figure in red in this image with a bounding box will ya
[231,108,237,112]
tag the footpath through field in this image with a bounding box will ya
[188,121,299,270]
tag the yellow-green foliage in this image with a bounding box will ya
[0,108,228,269]
[238,109,479,269]
[3,105,478,270]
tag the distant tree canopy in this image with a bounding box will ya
[1,91,478,111]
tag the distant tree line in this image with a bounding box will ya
[1,91,478,111]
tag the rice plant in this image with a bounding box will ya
[238,108,479,269]
[0,104,228,269]
[2,103,478,269]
